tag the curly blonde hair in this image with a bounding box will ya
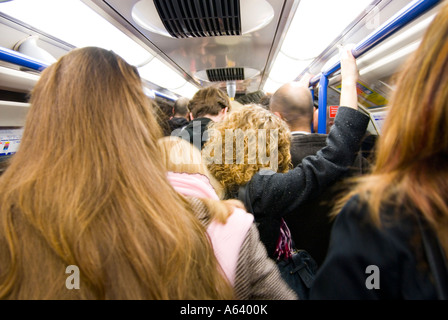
[204,104,292,197]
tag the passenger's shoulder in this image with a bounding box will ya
[337,194,369,220]
[336,195,417,240]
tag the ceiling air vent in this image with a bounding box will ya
[206,67,245,82]
[152,0,241,38]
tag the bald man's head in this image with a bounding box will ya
[270,82,313,131]
[173,97,190,117]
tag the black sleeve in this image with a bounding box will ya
[248,107,370,219]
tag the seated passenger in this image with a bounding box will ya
[178,86,231,150]
[310,1,448,299]
[158,136,297,299]
[0,46,235,299]
[204,48,369,264]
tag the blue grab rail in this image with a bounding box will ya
[317,75,329,134]
[309,0,441,133]
[0,46,177,101]
[0,46,49,71]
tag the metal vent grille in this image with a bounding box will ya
[153,0,241,38]
[206,68,245,82]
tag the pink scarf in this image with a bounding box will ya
[166,172,220,200]
[167,171,253,285]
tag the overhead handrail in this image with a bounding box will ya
[0,46,177,101]
[309,0,441,86]
[308,0,441,133]
[0,46,49,71]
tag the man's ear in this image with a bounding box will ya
[222,107,229,115]
[273,111,284,120]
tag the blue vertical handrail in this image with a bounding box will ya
[308,0,441,132]
[317,75,329,134]
[0,46,49,71]
[310,87,315,132]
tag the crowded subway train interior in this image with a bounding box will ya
[0,0,444,143]
[0,0,447,302]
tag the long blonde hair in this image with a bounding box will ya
[0,47,233,299]
[334,1,448,255]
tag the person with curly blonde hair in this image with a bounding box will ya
[205,104,292,198]
[204,49,370,266]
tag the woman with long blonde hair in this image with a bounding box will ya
[0,47,234,299]
[310,1,448,299]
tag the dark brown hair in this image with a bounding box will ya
[188,86,231,119]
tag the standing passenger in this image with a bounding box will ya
[0,47,234,299]
[310,1,448,299]
[158,136,297,299]
[269,71,371,266]
[153,98,174,136]
[180,86,231,150]
[205,47,369,262]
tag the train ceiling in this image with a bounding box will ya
[0,0,442,99]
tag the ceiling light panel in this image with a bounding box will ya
[281,0,374,60]
[138,57,188,90]
[0,0,152,66]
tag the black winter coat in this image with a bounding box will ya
[285,132,372,266]
[310,195,439,299]
[180,117,213,150]
[240,107,370,259]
